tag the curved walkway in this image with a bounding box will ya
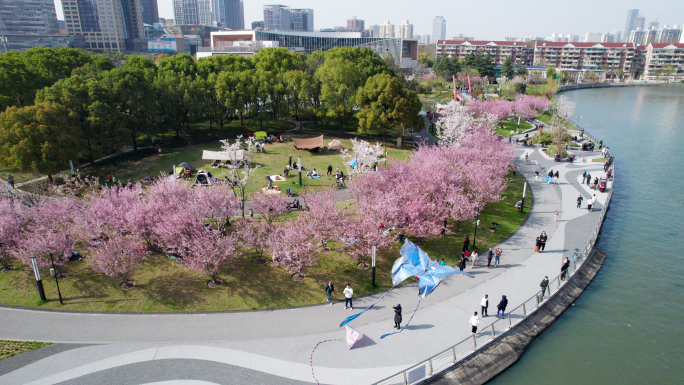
[0,132,612,385]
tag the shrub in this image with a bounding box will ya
[533,132,553,145]
[514,83,527,94]
[546,144,568,158]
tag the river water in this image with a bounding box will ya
[490,86,684,384]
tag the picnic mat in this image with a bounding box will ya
[269,175,287,182]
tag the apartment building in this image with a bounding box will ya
[534,42,636,74]
[644,43,684,79]
[436,40,534,65]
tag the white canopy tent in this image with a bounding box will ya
[202,150,245,161]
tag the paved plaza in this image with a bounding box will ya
[0,125,613,385]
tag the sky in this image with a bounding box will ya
[53,0,684,40]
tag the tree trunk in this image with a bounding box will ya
[132,134,138,153]
[339,119,344,135]
[239,113,244,127]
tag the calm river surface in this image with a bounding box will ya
[490,86,684,384]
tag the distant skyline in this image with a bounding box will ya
[52,0,684,40]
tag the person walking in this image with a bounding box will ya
[540,276,549,298]
[554,210,559,222]
[486,248,494,269]
[469,312,480,334]
[481,295,489,317]
[554,170,559,181]
[496,295,508,318]
[463,235,470,252]
[560,257,570,280]
[587,196,594,212]
[6,173,14,188]
[458,253,467,271]
[586,172,592,186]
[495,248,502,267]
[327,164,333,176]
[535,236,541,253]
[512,166,517,177]
[582,170,587,184]
[324,281,335,305]
[288,156,293,168]
[343,284,353,309]
[577,194,583,209]
[470,249,479,268]
[539,231,548,252]
[524,153,528,165]
[548,170,554,179]
[393,304,403,329]
[535,171,540,181]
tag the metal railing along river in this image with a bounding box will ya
[375,132,615,385]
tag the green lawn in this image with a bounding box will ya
[497,118,534,137]
[0,340,52,360]
[114,139,413,197]
[0,171,527,313]
[536,111,553,125]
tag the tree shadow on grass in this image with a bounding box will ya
[142,272,205,311]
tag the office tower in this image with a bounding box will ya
[369,24,380,37]
[62,0,144,52]
[657,25,682,44]
[648,21,660,30]
[0,0,59,35]
[264,5,290,31]
[347,16,364,32]
[584,32,602,42]
[432,16,446,41]
[421,35,430,45]
[252,21,264,30]
[140,0,159,25]
[290,9,313,32]
[173,0,211,26]
[635,15,645,31]
[380,20,394,38]
[212,0,244,30]
[398,20,412,39]
[623,9,639,42]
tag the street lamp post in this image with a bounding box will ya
[473,214,480,249]
[298,156,302,187]
[29,256,47,302]
[49,254,64,305]
[371,244,377,287]
[521,181,527,213]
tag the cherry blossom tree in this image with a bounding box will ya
[220,136,260,217]
[467,99,514,120]
[248,191,290,225]
[88,236,146,289]
[14,197,80,276]
[435,101,476,146]
[340,138,383,175]
[182,226,241,286]
[299,188,344,250]
[0,197,28,270]
[235,217,273,264]
[339,212,394,268]
[270,219,317,281]
[555,95,576,120]
[192,184,240,233]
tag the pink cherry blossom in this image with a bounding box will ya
[88,236,146,287]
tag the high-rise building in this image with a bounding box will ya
[584,32,602,43]
[421,35,430,45]
[648,21,660,30]
[657,25,682,44]
[380,20,394,38]
[628,29,647,45]
[504,36,518,42]
[600,32,620,43]
[140,0,159,25]
[635,15,645,31]
[173,0,212,26]
[398,20,413,39]
[0,0,59,35]
[263,5,290,31]
[252,21,264,30]
[290,9,313,32]
[623,9,639,42]
[347,17,364,32]
[212,0,244,30]
[432,16,446,42]
[62,0,145,52]
[369,24,380,37]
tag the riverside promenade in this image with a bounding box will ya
[0,126,613,385]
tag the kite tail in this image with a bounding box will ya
[541,184,549,204]
[380,298,423,339]
[310,338,343,385]
[340,286,396,327]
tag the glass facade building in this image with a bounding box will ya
[212,0,244,30]
[0,0,60,35]
[263,5,290,31]
[140,0,159,25]
[289,9,313,32]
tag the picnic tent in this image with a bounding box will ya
[328,139,344,150]
[202,150,245,162]
[175,162,195,174]
[254,131,267,140]
[292,135,324,150]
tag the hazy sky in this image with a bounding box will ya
[53,0,684,40]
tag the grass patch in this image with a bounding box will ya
[536,111,553,125]
[0,173,527,312]
[592,157,606,163]
[497,118,534,137]
[114,140,413,197]
[0,340,52,360]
